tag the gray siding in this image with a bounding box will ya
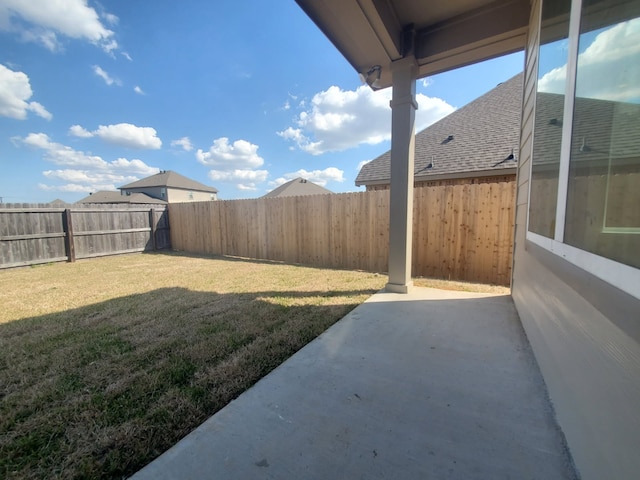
[512,1,640,479]
[123,186,166,201]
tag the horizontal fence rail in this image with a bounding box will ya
[169,182,515,285]
[0,204,170,269]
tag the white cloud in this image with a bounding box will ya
[208,169,268,192]
[357,160,371,171]
[94,123,161,149]
[26,101,52,120]
[21,132,107,167]
[70,123,162,149]
[39,182,106,193]
[237,183,258,191]
[196,137,264,169]
[0,64,51,120]
[103,13,119,26]
[278,85,455,155]
[270,167,344,187]
[42,169,136,186]
[208,169,269,183]
[109,158,159,176]
[196,137,268,191]
[420,77,433,88]
[93,65,120,86]
[0,0,118,53]
[539,18,640,101]
[171,136,193,151]
[69,124,92,137]
[122,51,133,61]
[16,132,159,193]
[133,85,144,95]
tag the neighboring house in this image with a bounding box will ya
[262,178,333,198]
[296,1,640,480]
[119,170,218,203]
[356,73,522,190]
[76,191,167,205]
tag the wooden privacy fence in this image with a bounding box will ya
[0,204,170,269]
[170,182,515,285]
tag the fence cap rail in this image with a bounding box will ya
[0,207,166,214]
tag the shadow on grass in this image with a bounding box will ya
[149,249,388,274]
[0,286,375,480]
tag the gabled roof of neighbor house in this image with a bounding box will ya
[262,178,333,198]
[76,191,167,204]
[119,170,218,193]
[356,73,523,186]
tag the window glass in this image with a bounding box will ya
[529,0,572,238]
[564,0,640,268]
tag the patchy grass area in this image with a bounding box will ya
[0,252,386,479]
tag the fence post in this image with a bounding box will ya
[63,208,76,262]
[149,208,157,250]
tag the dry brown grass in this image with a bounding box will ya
[0,252,386,479]
[0,252,507,479]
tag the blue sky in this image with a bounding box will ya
[0,0,524,203]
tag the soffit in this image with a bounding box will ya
[296,0,530,89]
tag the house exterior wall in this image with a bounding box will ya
[512,2,640,480]
[122,186,166,201]
[121,187,216,203]
[364,174,515,191]
[166,188,216,203]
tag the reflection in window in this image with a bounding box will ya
[529,0,571,238]
[564,0,640,268]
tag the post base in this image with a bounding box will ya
[384,281,414,294]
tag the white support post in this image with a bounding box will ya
[386,56,418,294]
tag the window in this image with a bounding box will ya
[529,0,571,238]
[563,0,640,268]
[528,0,640,293]
[188,191,194,200]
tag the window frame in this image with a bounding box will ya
[525,0,640,300]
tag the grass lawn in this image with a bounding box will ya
[0,252,386,479]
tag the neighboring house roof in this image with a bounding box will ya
[76,191,167,204]
[356,73,523,186]
[119,170,218,193]
[262,178,333,198]
[533,91,640,170]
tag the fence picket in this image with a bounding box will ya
[168,184,515,285]
[0,204,170,268]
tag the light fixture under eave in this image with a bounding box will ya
[359,65,382,88]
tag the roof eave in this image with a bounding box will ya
[357,166,517,186]
[295,0,530,89]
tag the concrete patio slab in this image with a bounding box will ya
[132,287,577,480]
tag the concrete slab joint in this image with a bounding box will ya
[386,55,418,294]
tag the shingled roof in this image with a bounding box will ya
[76,191,167,204]
[356,73,523,186]
[120,170,218,193]
[533,91,640,170]
[262,178,333,198]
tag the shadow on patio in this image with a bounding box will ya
[132,287,578,479]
